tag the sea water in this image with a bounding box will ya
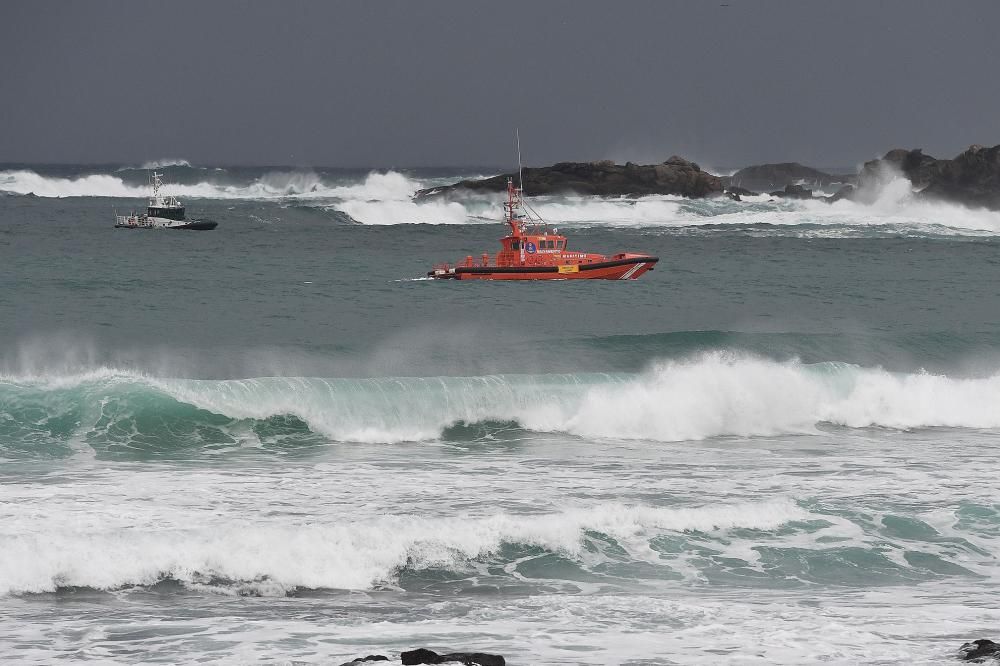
[1,163,999,664]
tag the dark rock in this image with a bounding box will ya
[402,649,441,664]
[824,184,856,203]
[339,656,388,666]
[724,162,854,192]
[401,648,505,666]
[959,639,1000,661]
[724,185,757,201]
[768,183,815,199]
[877,148,941,187]
[414,158,722,200]
[922,144,1000,209]
[859,144,1000,210]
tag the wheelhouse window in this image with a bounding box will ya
[511,240,520,250]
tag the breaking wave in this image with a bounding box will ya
[0,168,433,202]
[139,158,192,169]
[6,354,1000,451]
[0,499,808,595]
[3,164,1000,233]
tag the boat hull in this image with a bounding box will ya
[114,217,218,230]
[430,256,657,280]
[169,219,218,230]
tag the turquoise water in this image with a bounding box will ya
[1,164,1000,663]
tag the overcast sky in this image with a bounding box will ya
[2,0,998,168]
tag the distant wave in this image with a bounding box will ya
[139,158,192,169]
[0,169,430,202]
[2,166,999,233]
[5,354,1000,452]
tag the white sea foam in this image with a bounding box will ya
[334,198,473,225]
[0,169,431,202]
[139,158,192,169]
[525,196,684,225]
[0,499,806,595]
[0,171,151,198]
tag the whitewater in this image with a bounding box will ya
[4,163,1000,234]
[2,162,1000,664]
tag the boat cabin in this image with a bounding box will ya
[146,171,185,220]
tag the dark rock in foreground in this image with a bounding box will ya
[724,162,854,192]
[768,183,815,199]
[338,656,388,665]
[724,185,757,201]
[859,144,1000,210]
[401,647,505,666]
[415,157,722,199]
[960,639,1000,661]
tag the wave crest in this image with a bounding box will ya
[6,354,1000,448]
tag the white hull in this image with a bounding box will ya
[114,214,217,230]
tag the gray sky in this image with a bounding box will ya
[2,0,998,168]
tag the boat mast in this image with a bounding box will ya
[504,178,524,237]
[505,130,525,237]
[516,128,523,194]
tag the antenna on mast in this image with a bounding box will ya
[515,128,523,193]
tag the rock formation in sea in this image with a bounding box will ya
[958,638,1000,661]
[415,142,1000,211]
[414,157,722,199]
[338,656,388,665]
[401,647,506,665]
[768,183,815,199]
[724,162,854,192]
[857,144,1000,210]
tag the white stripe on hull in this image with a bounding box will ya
[619,262,644,280]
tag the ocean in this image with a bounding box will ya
[1,162,999,664]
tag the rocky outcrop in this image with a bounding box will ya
[415,157,722,199]
[724,185,757,201]
[959,638,1000,661]
[768,183,815,199]
[338,656,388,665]
[415,143,1000,209]
[859,144,1000,209]
[401,648,505,666]
[724,162,854,192]
[824,184,856,203]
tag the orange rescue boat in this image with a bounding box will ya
[428,178,658,280]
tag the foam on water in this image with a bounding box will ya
[0,169,430,202]
[0,499,807,596]
[139,158,192,169]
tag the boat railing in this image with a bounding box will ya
[115,213,154,228]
